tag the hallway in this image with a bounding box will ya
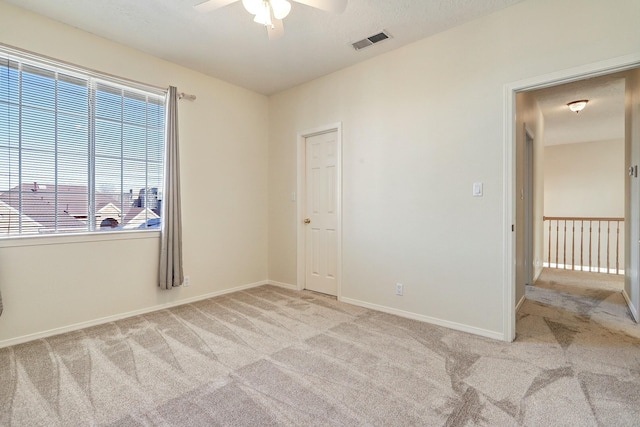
[519,267,637,353]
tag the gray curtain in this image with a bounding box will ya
[159,86,184,289]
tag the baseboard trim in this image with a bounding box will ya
[621,289,639,322]
[516,295,526,313]
[0,280,269,349]
[339,296,504,341]
[534,267,542,283]
[267,280,299,290]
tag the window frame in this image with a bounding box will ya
[0,45,167,242]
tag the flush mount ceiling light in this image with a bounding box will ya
[194,0,347,39]
[567,99,589,113]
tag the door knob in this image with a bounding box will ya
[304,218,311,224]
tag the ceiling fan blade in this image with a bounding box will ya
[293,0,347,14]
[193,0,237,13]
[268,19,285,40]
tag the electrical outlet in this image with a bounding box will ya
[183,276,190,287]
[396,283,403,296]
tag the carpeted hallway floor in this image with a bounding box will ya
[1,270,639,426]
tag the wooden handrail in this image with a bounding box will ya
[544,216,623,221]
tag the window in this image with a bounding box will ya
[0,48,166,237]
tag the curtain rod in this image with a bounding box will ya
[1,43,199,102]
[177,92,196,101]
[1,42,167,93]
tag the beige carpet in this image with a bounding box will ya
[0,276,639,426]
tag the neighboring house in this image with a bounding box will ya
[120,207,160,229]
[0,183,89,234]
[0,199,42,236]
[0,183,161,234]
[97,202,124,228]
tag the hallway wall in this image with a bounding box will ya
[545,139,624,218]
[515,92,545,304]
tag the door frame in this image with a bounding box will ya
[296,122,343,297]
[503,53,640,342]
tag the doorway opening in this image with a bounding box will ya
[504,54,640,341]
[531,74,626,276]
[518,73,629,333]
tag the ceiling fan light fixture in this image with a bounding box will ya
[270,0,291,19]
[242,0,263,15]
[567,99,588,113]
[194,0,348,38]
[253,2,273,27]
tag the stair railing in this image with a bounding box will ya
[543,216,624,275]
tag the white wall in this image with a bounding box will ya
[0,2,269,345]
[545,139,625,217]
[268,0,640,338]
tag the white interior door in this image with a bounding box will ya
[304,130,338,295]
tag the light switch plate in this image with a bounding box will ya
[473,182,483,197]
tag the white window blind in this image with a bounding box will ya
[0,49,166,236]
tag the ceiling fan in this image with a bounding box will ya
[194,0,347,39]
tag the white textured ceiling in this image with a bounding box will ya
[4,0,525,95]
[531,74,626,146]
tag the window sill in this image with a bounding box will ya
[0,229,160,248]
